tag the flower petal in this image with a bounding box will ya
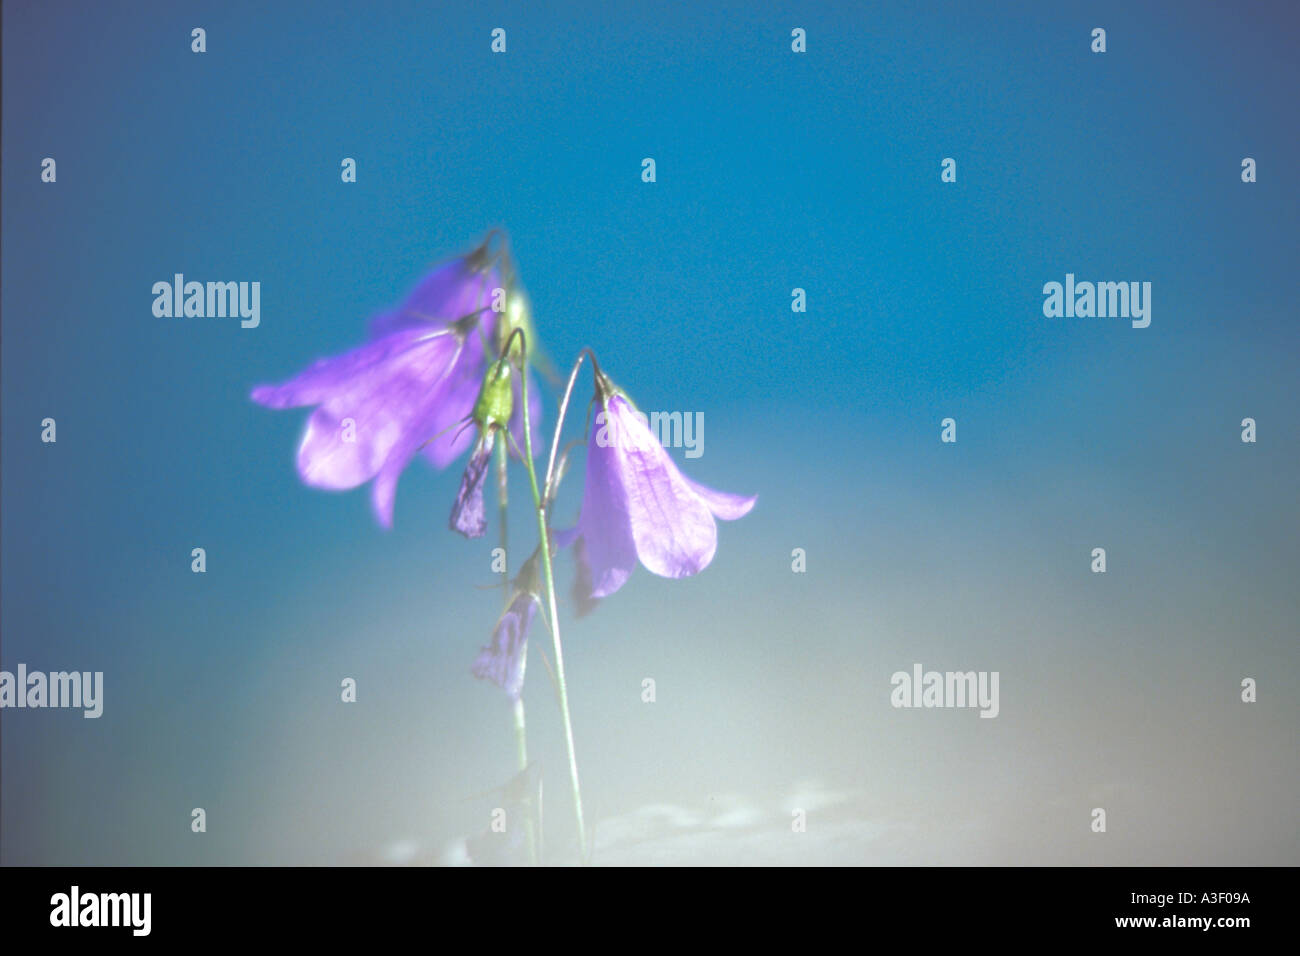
[472,592,537,700]
[682,476,757,521]
[280,329,465,527]
[568,537,603,618]
[366,355,475,527]
[572,413,639,599]
[450,434,494,538]
[605,398,717,580]
[418,354,485,469]
[367,261,500,338]
[250,325,446,410]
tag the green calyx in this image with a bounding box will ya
[473,359,515,432]
[497,289,534,361]
[591,364,631,418]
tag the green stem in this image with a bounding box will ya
[496,438,510,594]
[497,410,537,865]
[517,338,589,863]
[511,696,528,768]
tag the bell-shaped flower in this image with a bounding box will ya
[559,379,755,608]
[472,592,539,701]
[450,358,514,538]
[472,554,542,700]
[250,238,540,528]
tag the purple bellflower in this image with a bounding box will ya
[471,590,537,700]
[473,598,538,702]
[560,375,756,610]
[449,357,515,538]
[250,240,539,528]
[471,554,542,700]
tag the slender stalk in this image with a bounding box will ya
[516,334,588,863]
[496,438,510,594]
[544,351,588,500]
[511,695,528,768]
[496,438,538,865]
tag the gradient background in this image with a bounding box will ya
[3,0,1297,865]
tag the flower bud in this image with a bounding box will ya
[472,359,514,431]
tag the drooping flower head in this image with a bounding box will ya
[250,233,540,528]
[449,357,514,538]
[560,367,756,610]
[472,552,542,700]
